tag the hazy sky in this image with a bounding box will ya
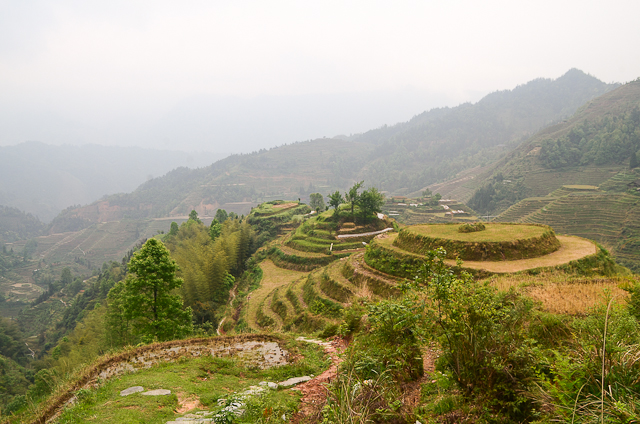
[1,0,639,153]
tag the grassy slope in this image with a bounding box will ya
[246,261,309,331]
[406,223,547,241]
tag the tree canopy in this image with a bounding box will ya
[327,190,344,211]
[358,187,385,222]
[309,193,325,212]
[107,238,192,344]
[345,181,364,220]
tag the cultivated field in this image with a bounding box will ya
[246,260,309,330]
[485,271,630,315]
[406,223,548,242]
[451,235,596,273]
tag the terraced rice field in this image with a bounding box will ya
[256,251,405,334]
[246,260,309,331]
[375,233,596,274]
[494,198,557,223]
[518,193,640,267]
[521,166,619,197]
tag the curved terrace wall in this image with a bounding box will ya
[393,223,561,261]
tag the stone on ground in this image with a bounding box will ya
[120,386,144,396]
[142,389,172,396]
[278,376,312,387]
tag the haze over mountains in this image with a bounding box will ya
[3,68,640,269]
[0,143,227,222]
[51,69,618,223]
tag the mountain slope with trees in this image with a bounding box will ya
[351,69,617,193]
[454,78,640,269]
[463,77,640,214]
[52,70,616,229]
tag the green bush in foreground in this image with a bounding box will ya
[328,246,640,423]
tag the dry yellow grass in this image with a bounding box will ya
[484,271,632,315]
[246,260,309,330]
[447,235,596,273]
[408,223,547,242]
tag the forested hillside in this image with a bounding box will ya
[56,139,373,226]
[52,70,615,228]
[0,207,44,243]
[351,69,616,193]
[463,77,640,215]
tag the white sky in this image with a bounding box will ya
[1,0,639,152]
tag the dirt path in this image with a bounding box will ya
[290,338,440,423]
[246,260,309,331]
[448,235,596,273]
[217,285,237,336]
[290,337,346,423]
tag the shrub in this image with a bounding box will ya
[457,222,486,233]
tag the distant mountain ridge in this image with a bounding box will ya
[0,142,227,222]
[351,69,617,193]
[50,69,618,230]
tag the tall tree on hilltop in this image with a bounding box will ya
[358,187,385,223]
[345,181,364,221]
[328,191,344,220]
[309,193,325,212]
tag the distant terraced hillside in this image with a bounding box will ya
[437,78,640,212]
[493,167,640,269]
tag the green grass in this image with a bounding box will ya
[54,339,329,424]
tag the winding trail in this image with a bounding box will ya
[290,337,346,423]
[216,286,237,336]
[376,233,597,274]
[445,235,597,273]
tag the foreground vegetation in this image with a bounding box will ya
[320,249,640,424]
[2,186,640,424]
